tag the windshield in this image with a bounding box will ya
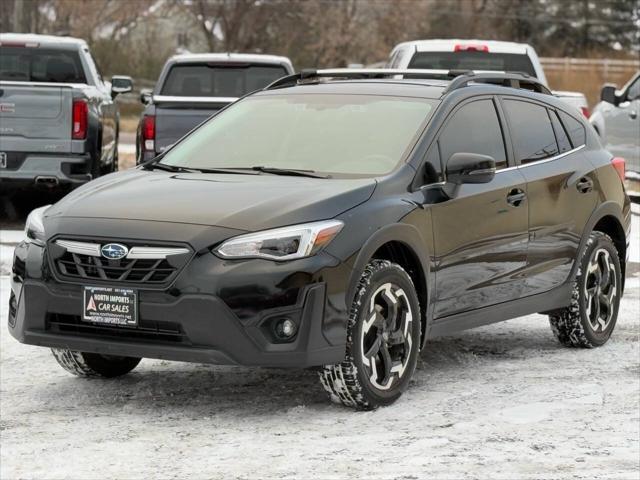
[159,94,436,176]
[161,64,289,97]
[0,47,87,83]
[409,52,537,77]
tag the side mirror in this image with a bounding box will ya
[600,84,618,105]
[446,153,496,185]
[140,88,153,105]
[111,75,133,97]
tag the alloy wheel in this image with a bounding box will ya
[360,283,414,391]
[584,248,618,332]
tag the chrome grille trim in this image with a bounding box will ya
[55,240,190,259]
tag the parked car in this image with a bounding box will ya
[136,53,294,163]
[387,39,590,117]
[590,71,640,197]
[0,33,132,192]
[10,69,630,410]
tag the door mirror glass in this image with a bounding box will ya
[140,88,153,105]
[111,75,134,96]
[600,84,618,105]
[446,153,496,185]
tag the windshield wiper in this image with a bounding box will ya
[144,163,258,175]
[250,166,330,178]
[143,162,198,173]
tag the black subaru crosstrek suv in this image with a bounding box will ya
[9,69,631,410]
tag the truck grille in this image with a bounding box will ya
[46,314,187,344]
[56,252,176,283]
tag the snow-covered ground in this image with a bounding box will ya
[1,208,639,479]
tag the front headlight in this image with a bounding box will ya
[215,220,344,261]
[24,205,51,245]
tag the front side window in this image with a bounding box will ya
[0,47,87,83]
[627,77,640,101]
[504,99,559,164]
[438,99,507,170]
[161,64,289,97]
[160,94,436,176]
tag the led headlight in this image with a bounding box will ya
[24,205,51,245]
[215,220,344,261]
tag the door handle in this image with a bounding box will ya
[506,188,526,207]
[630,110,638,120]
[576,177,594,193]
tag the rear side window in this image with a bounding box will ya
[503,99,558,164]
[549,111,572,154]
[558,110,586,148]
[438,99,507,170]
[0,47,87,83]
[408,52,537,77]
[161,64,288,97]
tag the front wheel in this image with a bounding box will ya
[319,260,421,410]
[51,349,141,378]
[549,231,622,348]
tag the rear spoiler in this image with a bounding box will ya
[152,95,239,105]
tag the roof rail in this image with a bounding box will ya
[264,68,551,95]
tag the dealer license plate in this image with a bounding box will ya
[83,286,138,326]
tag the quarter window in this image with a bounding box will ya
[558,110,586,148]
[504,99,558,164]
[438,99,507,170]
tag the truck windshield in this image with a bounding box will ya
[0,47,87,83]
[159,94,436,176]
[161,64,289,97]
[409,52,537,77]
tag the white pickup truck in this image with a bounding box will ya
[387,39,589,117]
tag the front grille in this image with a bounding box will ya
[47,314,187,344]
[56,252,176,284]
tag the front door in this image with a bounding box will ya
[429,97,529,318]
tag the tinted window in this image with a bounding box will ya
[161,64,288,97]
[550,110,572,153]
[409,52,537,77]
[0,47,87,83]
[161,94,436,176]
[504,100,558,164]
[438,99,507,170]
[558,110,586,148]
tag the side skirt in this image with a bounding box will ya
[427,283,572,338]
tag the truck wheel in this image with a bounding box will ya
[549,231,622,348]
[51,349,141,378]
[319,260,421,410]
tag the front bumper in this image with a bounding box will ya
[8,240,351,368]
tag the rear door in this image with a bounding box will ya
[501,97,597,294]
[430,97,529,318]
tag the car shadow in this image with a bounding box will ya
[31,322,571,415]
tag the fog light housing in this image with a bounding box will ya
[273,318,297,342]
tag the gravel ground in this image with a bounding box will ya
[0,207,638,480]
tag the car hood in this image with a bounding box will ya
[47,169,376,232]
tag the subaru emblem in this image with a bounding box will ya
[101,243,129,260]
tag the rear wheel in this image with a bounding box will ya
[319,260,421,410]
[51,349,141,378]
[548,231,622,348]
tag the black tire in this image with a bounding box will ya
[549,231,622,348]
[319,260,421,410]
[51,349,141,378]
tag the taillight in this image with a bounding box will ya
[454,44,489,52]
[72,99,88,140]
[580,106,590,118]
[142,115,155,151]
[611,157,625,183]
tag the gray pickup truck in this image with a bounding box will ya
[0,33,132,193]
[136,53,294,163]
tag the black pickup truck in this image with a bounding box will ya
[0,33,132,192]
[136,53,294,163]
